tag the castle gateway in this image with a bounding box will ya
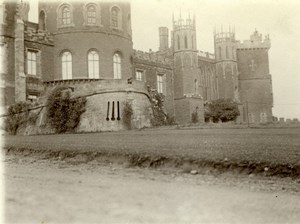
[0,1,273,131]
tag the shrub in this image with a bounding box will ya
[122,101,133,129]
[205,98,240,123]
[46,86,86,133]
[148,88,168,126]
[191,111,199,123]
[4,102,30,135]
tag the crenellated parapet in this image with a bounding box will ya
[133,49,173,66]
[214,32,236,43]
[237,30,270,50]
[173,16,195,31]
[198,51,215,60]
[24,21,54,45]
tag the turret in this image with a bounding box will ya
[172,14,204,124]
[214,26,239,101]
[172,13,197,52]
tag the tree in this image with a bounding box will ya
[205,99,240,123]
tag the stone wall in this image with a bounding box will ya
[174,97,204,124]
[133,53,175,118]
[21,79,152,135]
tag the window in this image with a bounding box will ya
[226,46,229,59]
[27,95,37,102]
[88,51,99,79]
[111,7,120,28]
[62,51,72,79]
[39,10,45,30]
[184,35,188,49]
[27,51,37,75]
[191,35,194,49]
[0,44,5,73]
[87,4,96,25]
[62,6,71,25]
[232,46,235,59]
[113,53,121,79]
[157,74,164,94]
[177,35,180,50]
[127,14,131,34]
[136,70,143,81]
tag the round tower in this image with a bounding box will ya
[214,27,239,101]
[38,1,133,80]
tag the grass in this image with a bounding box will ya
[3,128,300,164]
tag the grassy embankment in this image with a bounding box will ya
[3,128,300,178]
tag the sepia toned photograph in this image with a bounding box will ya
[0,0,300,223]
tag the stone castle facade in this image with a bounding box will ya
[0,1,273,130]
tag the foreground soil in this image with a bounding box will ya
[4,154,300,223]
[3,128,300,178]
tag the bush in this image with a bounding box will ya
[205,98,240,123]
[122,101,133,129]
[148,88,168,126]
[4,102,31,135]
[46,86,86,133]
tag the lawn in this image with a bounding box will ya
[3,127,300,166]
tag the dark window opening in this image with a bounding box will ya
[117,101,120,120]
[111,101,115,120]
[106,101,110,121]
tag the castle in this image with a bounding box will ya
[0,1,273,132]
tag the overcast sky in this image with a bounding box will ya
[28,0,300,120]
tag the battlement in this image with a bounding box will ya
[237,30,270,49]
[173,14,195,30]
[133,49,173,66]
[198,51,215,60]
[24,21,54,45]
[214,32,235,43]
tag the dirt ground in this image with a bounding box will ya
[3,155,300,224]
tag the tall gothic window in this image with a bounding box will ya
[226,46,229,59]
[218,47,222,59]
[184,35,188,49]
[111,7,120,28]
[62,51,72,79]
[27,51,37,75]
[88,51,99,79]
[232,46,235,59]
[39,10,46,30]
[62,6,71,25]
[113,53,121,79]
[87,4,96,25]
[177,35,180,50]
[191,35,194,49]
[157,74,164,94]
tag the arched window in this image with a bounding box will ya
[111,7,120,28]
[177,35,180,50]
[113,53,121,79]
[87,4,96,25]
[39,10,45,30]
[184,35,188,49]
[127,13,131,34]
[62,6,71,25]
[61,51,72,79]
[226,46,229,59]
[191,35,194,49]
[88,51,99,79]
[218,46,222,59]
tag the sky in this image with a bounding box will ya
[28,0,300,120]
